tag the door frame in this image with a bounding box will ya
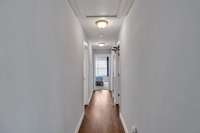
[83,43,89,105]
[111,45,121,105]
[94,54,111,90]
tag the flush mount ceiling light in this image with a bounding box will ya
[96,20,109,29]
[97,43,105,47]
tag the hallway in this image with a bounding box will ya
[1,0,200,133]
[79,90,124,133]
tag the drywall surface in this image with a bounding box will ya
[93,49,111,55]
[88,44,94,98]
[0,0,84,133]
[120,0,200,132]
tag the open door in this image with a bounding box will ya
[94,54,111,90]
[111,44,121,105]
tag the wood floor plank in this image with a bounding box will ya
[78,90,125,133]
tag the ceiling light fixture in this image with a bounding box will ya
[98,43,105,47]
[96,20,109,29]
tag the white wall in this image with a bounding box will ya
[120,0,200,132]
[88,43,94,99]
[93,49,111,55]
[83,42,91,105]
[0,0,84,133]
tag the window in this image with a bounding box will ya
[96,57,107,77]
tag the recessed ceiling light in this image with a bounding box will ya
[96,20,109,29]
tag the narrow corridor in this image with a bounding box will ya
[79,90,124,133]
[1,0,200,133]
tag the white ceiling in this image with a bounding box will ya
[68,0,134,49]
[76,0,121,17]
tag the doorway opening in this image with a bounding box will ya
[94,54,111,90]
[83,41,121,106]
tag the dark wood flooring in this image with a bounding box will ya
[78,90,125,133]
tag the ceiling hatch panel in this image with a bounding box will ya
[75,0,121,16]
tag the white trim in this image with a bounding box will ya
[87,90,93,105]
[74,111,84,133]
[83,45,89,105]
[120,113,129,133]
[74,91,93,133]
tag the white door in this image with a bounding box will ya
[116,53,121,105]
[112,51,121,105]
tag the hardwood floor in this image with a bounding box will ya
[78,90,125,133]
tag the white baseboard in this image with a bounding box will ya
[87,90,93,105]
[120,113,129,133]
[74,111,84,133]
[74,91,93,133]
